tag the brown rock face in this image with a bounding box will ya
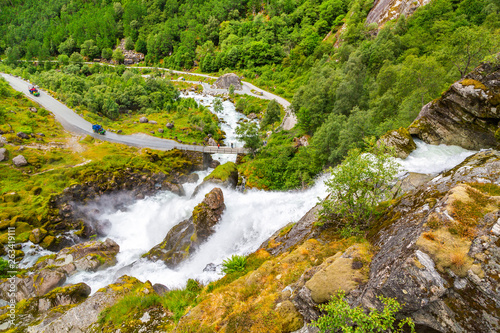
[146,188,225,267]
[409,61,500,150]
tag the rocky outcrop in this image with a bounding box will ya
[213,73,242,90]
[146,188,225,267]
[377,127,417,159]
[409,61,500,150]
[354,150,500,332]
[139,116,148,123]
[0,239,119,302]
[26,276,142,333]
[366,0,431,27]
[0,283,91,331]
[192,162,238,197]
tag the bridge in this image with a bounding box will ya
[1,73,249,155]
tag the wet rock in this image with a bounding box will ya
[203,263,217,272]
[180,173,199,184]
[377,127,417,159]
[213,73,242,90]
[409,60,500,150]
[209,160,220,169]
[146,188,225,267]
[0,239,119,302]
[139,117,148,123]
[17,132,30,139]
[0,148,8,162]
[392,172,435,198]
[29,228,47,244]
[12,155,28,166]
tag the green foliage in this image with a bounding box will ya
[262,99,281,127]
[0,258,11,278]
[236,122,261,155]
[320,141,400,236]
[228,84,235,95]
[112,48,124,64]
[69,52,84,64]
[124,37,134,51]
[213,97,223,113]
[222,254,247,274]
[312,290,415,333]
[101,48,113,60]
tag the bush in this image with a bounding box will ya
[320,140,400,236]
[222,254,247,274]
[312,290,415,333]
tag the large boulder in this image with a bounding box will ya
[409,60,500,150]
[12,155,28,167]
[213,73,242,90]
[0,148,8,162]
[377,127,417,159]
[146,188,225,267]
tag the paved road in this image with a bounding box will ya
[1,73,247,154]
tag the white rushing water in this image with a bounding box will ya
[397,139,477,174]
[67,172,330,292]
[181,91,249,164]
[65,138,477,293]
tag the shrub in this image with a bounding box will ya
[320,140,400,236]
[222,254,247,274]
[312,290,415,333]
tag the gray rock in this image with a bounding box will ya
[149,120,157,124]
[0,136,6,145]
[152,283,170,296]
[139,117,148,123]
[30,107,38,113]
[166,122,174,129]
[158,128,164,133]
[213,73,242,90]
[0,148,7,162]
[17,132,30,139]
[27,276,142,333]
[12,155,28,166]
[247,113,258,120]
[207,137,218,146]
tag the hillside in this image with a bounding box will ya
[1,0,500,332]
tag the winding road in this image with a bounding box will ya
[1,73,247,154]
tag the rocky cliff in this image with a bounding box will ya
[410,60,500,150]
[366,0,431,27]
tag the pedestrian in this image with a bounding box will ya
[218,144,220,149]
[231,142,233,148]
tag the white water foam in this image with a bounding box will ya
[65,140,477,293]
[398,139,477,174]
[66,173,329,292]
[181,92,249,164]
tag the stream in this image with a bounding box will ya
[17,94,479,293]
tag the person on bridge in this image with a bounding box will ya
[217,144,220,149]
[231,143,233,148]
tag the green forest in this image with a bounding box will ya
[1,0,499,190]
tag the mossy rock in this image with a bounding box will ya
[276,300,303,332]
[204,162,238,185]
[15,222,32,234]
[495,128,500,142]
[41,235,56,249]
[377,128,417,159]
[29,228,48,244]
[3,192,21,203]
[16,231,31,243]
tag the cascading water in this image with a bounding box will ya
[181,91,248,164]
[62,94,481,293]
[397,139,477,174]
[66,172,330,292]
